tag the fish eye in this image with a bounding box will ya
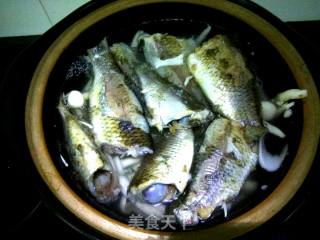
[142,183,168,204]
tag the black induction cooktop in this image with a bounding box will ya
[2,1,320,239]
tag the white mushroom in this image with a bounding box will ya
[67,90,84,108]
[261,89,307,121]
[259,136,288,172]
[263,121,286,138]
[273,89,307,106]
[261,101,277,121]
[283,109,293,118]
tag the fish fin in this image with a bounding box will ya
[131,30,150,48]
[87,38,109,59]
[184,76,193,87]
[222,202,228,218]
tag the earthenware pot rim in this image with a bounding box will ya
[25,0,320,239]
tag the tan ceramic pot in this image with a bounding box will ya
[25,0,320,239]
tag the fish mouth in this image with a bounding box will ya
[92,169,120,203]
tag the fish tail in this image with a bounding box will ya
[87,38,109,59]
[57,95,69,119]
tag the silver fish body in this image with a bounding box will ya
[110,43,213,131]
[86,39,152,157]
[129,128,194,204]
[174,119,258,226]
[188,35,265,141]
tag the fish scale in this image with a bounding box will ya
[97,117,150,147]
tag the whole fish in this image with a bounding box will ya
[58,100,120,203]
[188,35,266,141]
[129,129,194,205]
[110,43,213,131]
[174,119,258,226]
[174,118,230,225]
[142,28,211,105]
[86,39,152,157]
